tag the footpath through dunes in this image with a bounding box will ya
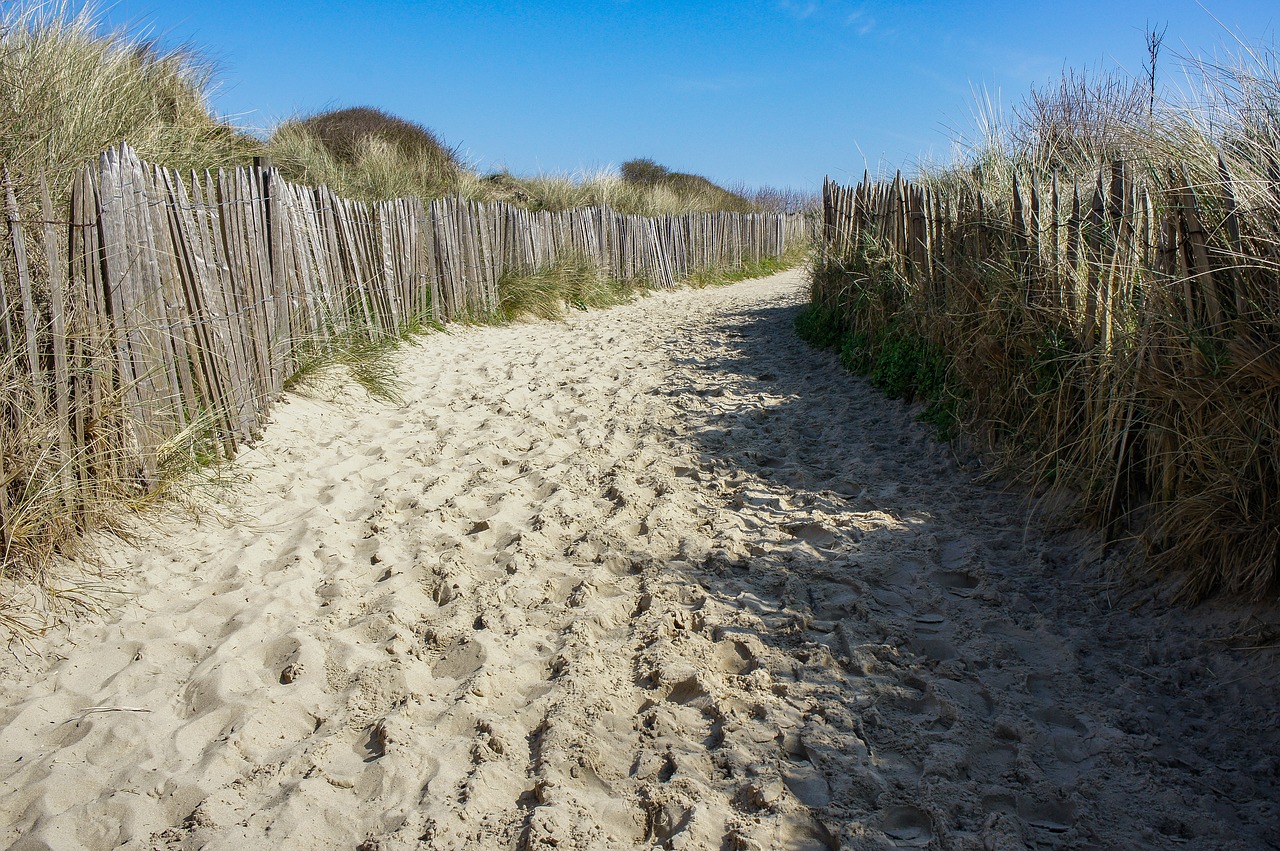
[1,270,1279,850]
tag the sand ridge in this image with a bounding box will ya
[0,269,1278,849]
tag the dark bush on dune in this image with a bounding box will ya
[269,106,465,201]
[620,158,673,185]
[620,158,757,213]
[292,106,461,172]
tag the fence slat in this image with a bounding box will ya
[39,174,73,500]
[4,168,45,413]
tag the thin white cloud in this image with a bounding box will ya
[845,5,875,34]
[777,0,820,20]
[670,74,758,93]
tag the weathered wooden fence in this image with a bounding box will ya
[820,161,1275,343]
[0,143,804,551]
[819,162,1280,598]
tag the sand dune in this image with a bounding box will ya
[1,269,1278,849]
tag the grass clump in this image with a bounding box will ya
[620,158,756,214]
[496,255,649,322]
[0,346,235,633]
[284,329,411,405]
[485,169,670,215]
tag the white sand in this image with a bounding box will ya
[1,269,1278,850]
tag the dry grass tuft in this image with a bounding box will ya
[496,254,650,322]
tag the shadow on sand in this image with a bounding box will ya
[636,293,1280,849]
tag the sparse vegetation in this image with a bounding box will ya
[685,244,811,289]
[496,243,810,324]
[732,184,821,215]
[284,328,418,405]
[495,254,650,323]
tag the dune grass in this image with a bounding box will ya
[0,343,238,632]
[486,169,745,216]
[0,1,260,629]
[0,0,807,225]
[495,255,650,322]
[805,44,1280,601]
[0,1,259,214]
[268,118,772,217]
[618,158,757,214]
[495,167,816,217]
[283,328,417,405]
[264,104,781,218]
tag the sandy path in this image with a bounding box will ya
[1,269,1278,850]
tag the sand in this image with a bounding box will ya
[1,269,1278,850]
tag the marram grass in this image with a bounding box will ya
[806,46,1280,602]
[0,0,260,213]
[496,254,649,323]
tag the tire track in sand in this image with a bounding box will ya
[0,270,1278,850]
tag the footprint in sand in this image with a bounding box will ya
[880,804,934,846]
[962,740,1019,780]
[935,537,973,570]
[930,568,979,596]
[265,635,303,684]
[1017,796,1076,834]
[782,761,833,808]
[709,639,756,676]
[909,634,959,663]
[431,638,487,682]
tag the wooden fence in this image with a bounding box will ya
[819,162,1280,598]
[0,143,804,547]
[820,161,1276,343]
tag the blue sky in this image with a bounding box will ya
[97,1,1278,192]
